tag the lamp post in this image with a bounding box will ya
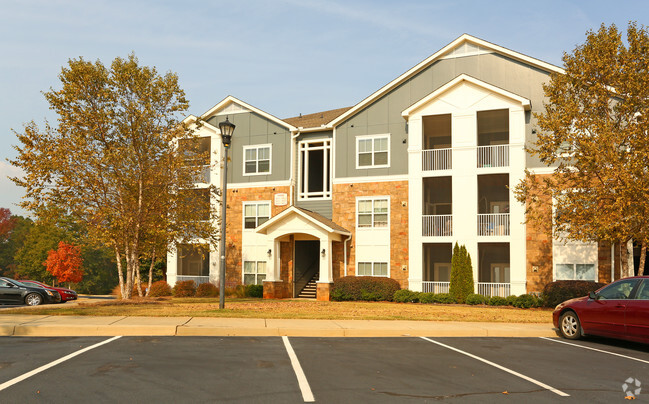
[218,116,235,309]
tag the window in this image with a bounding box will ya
[244,261,266,285]
[177,244,209,276]
[357,198,389,228]
[243,145,271,175]
[555,263,596,281]
[598,279,639,300]
[243,202,270,229]
[299,139,331,199]
[357,262,388,277]
[357,134,389,168]
[634,281,649,300]
[180,188,211,221]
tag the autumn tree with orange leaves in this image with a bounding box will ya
[44,241,84,286]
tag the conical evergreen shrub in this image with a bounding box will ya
[449,242,474,303]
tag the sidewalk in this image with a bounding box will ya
[0,314,557,337]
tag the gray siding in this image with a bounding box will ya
[295,199,333,220]
[334,52,553,177]
[208,112,291,184]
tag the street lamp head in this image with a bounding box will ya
[219,117,236,148]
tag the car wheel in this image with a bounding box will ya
[25,293,43,306]
[559,311,582,340]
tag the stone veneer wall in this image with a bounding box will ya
[224,185,291,288]
[332,181,409,288]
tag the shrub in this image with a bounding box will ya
[432,293,455,304]
[111,283,146,298]
[506,295,518,306]
[148,280,172,297]
[245,284,263,298]
[542,280,606,308]
[488,296,508,306]
[465,293,487,305]
[196,282,219,297]
[449,243,474,303]
[393,290,420,303]
[331,276,401,301]
[173,280,197,297]
[418,292,437,304]
[513,294,542,308]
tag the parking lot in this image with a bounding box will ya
[1,336,648,403]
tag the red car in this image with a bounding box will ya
[20,280,78,303]
[553,276,649,344]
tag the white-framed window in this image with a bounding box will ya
[298,139,332,200]
[555,263,597,281]
[357,197,389,228]
[357,262,388,277]
[243,144,271,175]
[243,261,266,285]
[243,201,270,229]
[356,134,390,168]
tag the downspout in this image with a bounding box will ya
[343,234,352,277]
[290,130,301,206]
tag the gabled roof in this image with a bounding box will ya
[328,34,563,127]
[402,74,531,118]
[255,206,351,236]
[283,107,352,129]
[199,95,297,132]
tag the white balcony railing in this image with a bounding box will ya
[422,148,452,171]
[422,281,450,294]
[477,213,510,236]
[422,215,452,237]
[477,145,509,168]
[476,282,510,298]
[176,275,210,286]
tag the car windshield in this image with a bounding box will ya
[598,279,639,300]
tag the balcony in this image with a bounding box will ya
[422,148,452,171]
[476,282,510,297]
[477,213,510,236]
[422,215,452,237]
[421,281,450,294]
[477,145,509,168]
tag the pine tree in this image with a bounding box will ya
[450,243,474,303]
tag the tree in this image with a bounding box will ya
[0,208,16,242]
[0,213,33,277]
[45,241,84,286]
[515,22,649,278]
[450,243,474,303]
[11,54,219,298]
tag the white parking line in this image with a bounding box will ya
[540,337,649,365]
[282,336,315,402]
[420,337,570,397]
[0,336,122,392]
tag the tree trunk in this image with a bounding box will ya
[145,247,156,297]
[114,244,126,299]
[123,243,134,299]
[625,238,635,278]
[638,241,646,276]
[135,264,143,297]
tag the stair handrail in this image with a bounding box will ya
[295,258,319,296]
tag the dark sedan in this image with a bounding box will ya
[553,276,649,344]
[0,277,58,306]
[20,280,77,303]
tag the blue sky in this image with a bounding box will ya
[1,0,646,216]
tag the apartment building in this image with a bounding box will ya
[167,34,613,300]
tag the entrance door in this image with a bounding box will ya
[294,240,320,297]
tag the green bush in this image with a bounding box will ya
[196,282,219,297]
[432,293,455,304]
[393,289,420,303]
[331,276,401,301]
[506,295,518,306]
[542,280,606,308]
[465,293,487,305]
[513,294,542,308]
[418,292,436,304]
[173,280,196,297]
[245,284,263,298]
[449,243,474,303]
[148,280,172,297]
[488,296,508,306]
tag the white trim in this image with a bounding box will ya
[355,133,391,169]
[329,34,562,127]
[526,166,557,175]
[402,74,531,118]
[242,260,267,285]
[356,261,390,277]
[356,195,390,229]
[333,174,408,184]
[255,205,351,236]
[298,138,332,201]
[229,180,291,189]
[242,144,272,176]
[200,95,296,132]
[242,200,271,231]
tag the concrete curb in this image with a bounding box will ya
[0,315,557,338]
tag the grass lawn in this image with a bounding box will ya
[2,298,553,323]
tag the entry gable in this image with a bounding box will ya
[200,95,296,132]
[255,206,351,239]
